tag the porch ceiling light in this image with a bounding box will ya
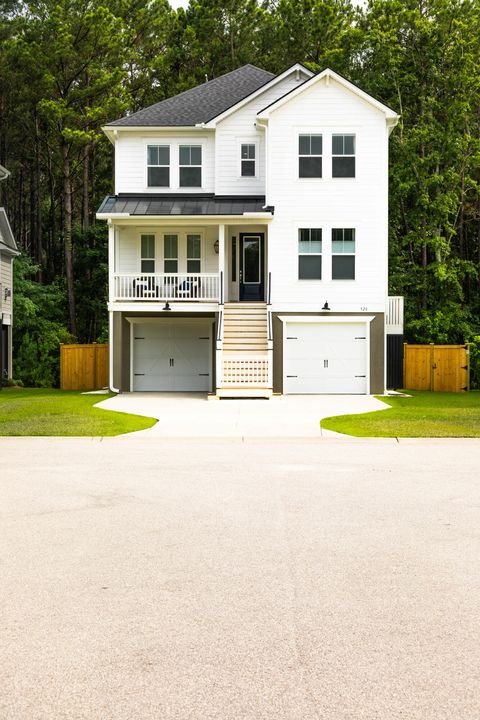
[163,302,171,311]
[213,239,219,254]
[322,301,330,311]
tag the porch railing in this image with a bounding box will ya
[386,296,404,334]
[113,273,220,301]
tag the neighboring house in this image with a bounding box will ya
[0,165,19,384]
[97,64,403,397]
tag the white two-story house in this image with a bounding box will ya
[98,64,402,397]
[0,164,19,383]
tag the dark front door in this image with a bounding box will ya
[239,233,264,301]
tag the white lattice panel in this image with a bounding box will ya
[222,357,270,386]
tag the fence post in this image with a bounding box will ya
[430,343,435,391]
[402,342,407,388]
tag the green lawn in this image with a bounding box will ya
[321,390,480,437]
[0,388,157,436]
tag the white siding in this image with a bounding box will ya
[116,225,219,274]
[0,252,13,316]
[115,132,215,194]
[215,73,309,196]
[266,77,389,313]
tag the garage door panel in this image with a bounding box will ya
[133,321,211,392]
[284,322,368,394]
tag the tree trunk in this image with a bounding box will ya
[82,142,90,231]
[34,112,43,281]
[62,142,77,337]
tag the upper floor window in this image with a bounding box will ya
[241,144,256,177]
[332,228,355,279]
[179,145,202,187]
[140,234,155,273]
[298,228,322,279]
[332,135,355,177]
[299,134,322,178]
[147,145,169,187]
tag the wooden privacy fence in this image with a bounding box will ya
[403,344,469,392]
[60,343,109,391]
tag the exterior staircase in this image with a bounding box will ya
[216,302,272,398]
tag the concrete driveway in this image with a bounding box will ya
[96,392,388,437]
[1,436,479,720]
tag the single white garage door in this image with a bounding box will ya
[284,322,368,394]
[132,321,212,391]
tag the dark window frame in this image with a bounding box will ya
[240,143,256,177]
[179,145,202,188]
[332,228,356,280]
[298,227,322,280]
[298,134,323,178]
[332,134,356,178]
[147,145,170,188]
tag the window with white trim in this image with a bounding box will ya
[140,234,155,273]
[241,144,256,176]
[147,145,170,187]
[187,234,201,273]
[332,228,355,279]
[298,228,322,279]
[332,135,355,177]
[164,234,178,273]
[179,145,202,187]
[298,134,322,178]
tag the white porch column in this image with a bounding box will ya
[108,221,115,303]
[218,223,225,304]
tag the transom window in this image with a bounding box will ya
[147,145,170,187]
[332,135,355,177]
[179,145,202,187]
[241,144,256,177]
[187,234,201,273]
[298,228,322,279]
[164,234,178,273]
[332,228,355,279]
[298,134,322,178]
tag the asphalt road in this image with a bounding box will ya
[1,437,479,720]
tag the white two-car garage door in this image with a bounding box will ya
[283,321,369,394]
[132,320,212,391]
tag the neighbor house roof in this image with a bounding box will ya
[97,194,274,217]
[0,164,10,181]
[0,208,19,255]
[108,65,275,128]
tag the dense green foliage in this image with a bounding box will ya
[0,0,479,386]
[0,387,157,435]
[321,390,480,437]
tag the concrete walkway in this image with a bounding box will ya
[95,392,388,437]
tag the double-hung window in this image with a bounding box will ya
[187,234,201,273]
[298,134,322,178]
[164,234,178,273]
[298,228,322,279]
[332,228,355,279]
[147,145,170,187]
[241,144,256,176]
[332,135,355,177]
[179,145,202,187]
[140,234,155,273]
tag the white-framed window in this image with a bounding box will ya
[332,228,355,279]
[147,145,170,187]
[187,234,201,273]
[140,234,155,272]
[298,228,322,279]
[240,143,256,177]
[332,135,355,177]
[179,145,202,187]
[298,134,322,178]
[164,234,178,273]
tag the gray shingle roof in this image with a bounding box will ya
[0,208,19,255]
[97,194,274,217]
[108,65,275,127]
